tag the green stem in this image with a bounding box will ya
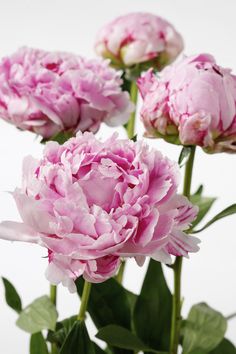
[182,146,196,198]
[78,281,92,322]
[50,342,58,354]
[50,285,57,354]
[116,261,126,283]
[50,285,57,307]
[170,146,196,354]
[226,312,236,321]
[119,80,138,287]
[126,80,138,139]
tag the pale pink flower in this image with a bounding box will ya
[95,12,184,68]
[0,47,133,139]
[138,54,236,153]
[0,133,199,291]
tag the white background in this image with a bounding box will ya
[0,0,236,352]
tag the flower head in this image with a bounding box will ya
[0,133,199,291]
[95,12,184,70]
[0,47,133,139]
[138,54,236,153]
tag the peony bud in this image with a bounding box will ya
[95,12,184,72]
[138,54,236,153]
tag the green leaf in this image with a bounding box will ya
[47,316,77,347]
[133,259,172,351]
[190,187,217,228]
[2,277,22,313]
[76,278,131,330]
[193,204,236,233]
[178,146,192,167]
[60,321,95,354]
[209,338,236,354]
[188,339,236,354]
[96,325,146,351]
[96,325,167,353]
[182,302,227,353]
[193,185,204,196]
[16,295,58,334]
[30,332,49,354]
[41,131,74,145]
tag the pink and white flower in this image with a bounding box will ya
[0,47,133,139]
[0,133,199,291]
[138,54,236,153]
[95,12,184,68]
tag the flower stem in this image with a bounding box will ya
[116,260,126,284]
[50,285,58,354]
[182,146,196,198]
[78,281,92,322]
[50,343,58,354]
[226,312,236,321]
[50,285,57,307]
[126,80,138,139]
[170,146,196,354]
[119,79,138,286]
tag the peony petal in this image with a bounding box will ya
[13,190,55,234]
[0,221,39,243]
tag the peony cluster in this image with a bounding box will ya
[0,47,133,139]
[95,12,184,68]
[0,133,199,292]
[138,54,236,153]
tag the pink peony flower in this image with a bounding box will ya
[0,133,199,291]
[95,12,184,68]
[138,54,236,153]
[0,47,133,139]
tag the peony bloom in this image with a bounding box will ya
[0,133,199,291]
[0,47,133,139]
[95,12,184,69]
[138,54,236,153]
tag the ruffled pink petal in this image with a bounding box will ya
[166,230,200,257]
